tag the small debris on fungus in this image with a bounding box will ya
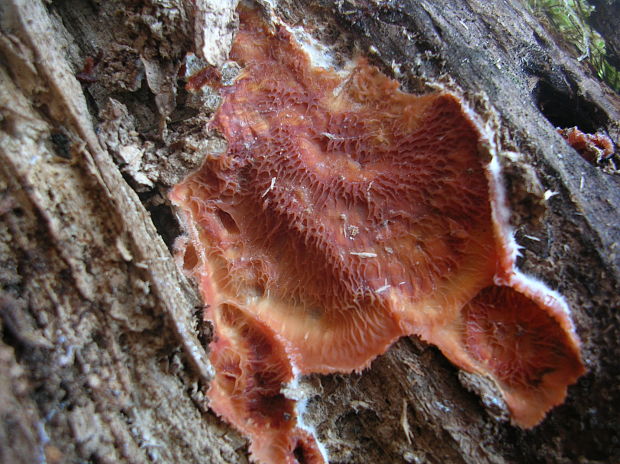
[171,5,585,463]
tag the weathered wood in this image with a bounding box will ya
[0,1,244,463]
[0,0,618,463]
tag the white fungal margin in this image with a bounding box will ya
[285,367,330,463]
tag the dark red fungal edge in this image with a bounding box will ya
[170,5,585,461]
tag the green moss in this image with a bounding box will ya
[527,0,620,92]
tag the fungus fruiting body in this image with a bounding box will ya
[557,126,615,164]
[171,6,585,463]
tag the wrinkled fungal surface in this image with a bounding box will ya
[208,303,324,464]
[557,126,615,164]
[170,6,585,463]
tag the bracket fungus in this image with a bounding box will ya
[171,6,585,463]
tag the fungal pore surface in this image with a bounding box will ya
[171,6,585,463]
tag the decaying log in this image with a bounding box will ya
[1,0,619,463]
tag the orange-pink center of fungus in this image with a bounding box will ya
[171,7,585,463]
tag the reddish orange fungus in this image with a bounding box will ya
[463,285,584,426]
[171,6,585,461]
[185,65,222,92]
[558,126,615,163]
[208,303,323,463]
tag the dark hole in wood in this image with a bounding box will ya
[147,202,182,251]
[534,80,607,132]
[50,132,72,159]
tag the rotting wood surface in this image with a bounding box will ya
[0,1,619,463]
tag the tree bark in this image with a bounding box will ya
[0,1,618,463]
